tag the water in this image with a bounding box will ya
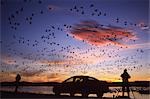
[0,86,54,94]
[0,86,149,99]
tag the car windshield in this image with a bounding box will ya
[63,77,74,83]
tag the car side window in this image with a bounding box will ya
[75,78,83,83]
[88,77,95,81]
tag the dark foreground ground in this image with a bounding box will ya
[1,91,114,99]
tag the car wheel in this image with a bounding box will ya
[82,93,88,98]
[55,92,60,96]
[97,92,103,98]
[70,92,74,97]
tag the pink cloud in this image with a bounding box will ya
[69,20,137,47]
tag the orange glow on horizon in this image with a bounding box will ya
[0,71,149,83]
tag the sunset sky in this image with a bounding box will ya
[0,0,149,82]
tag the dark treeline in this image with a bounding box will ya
[1,81,149,87]
[107,81,150,87]
[0,82,59,86]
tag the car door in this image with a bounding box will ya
[62,77,75,92]
[74,77,84,93]
[87,77,99,92]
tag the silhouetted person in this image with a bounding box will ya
[121,69,131,97]
[15,74,21,93]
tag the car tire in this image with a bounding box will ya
[97,92,103,98]
[55,92,60,96]
[70,92,74,97]
[82,93,88,98]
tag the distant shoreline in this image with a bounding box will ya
[0,91,113,99]
[1,81,149,87]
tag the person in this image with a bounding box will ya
[121,69,131,97]
[15,74,21,93]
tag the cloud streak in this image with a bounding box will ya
[69,20,137,47]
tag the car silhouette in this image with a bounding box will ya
[53,76,109,97]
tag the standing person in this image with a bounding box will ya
[15,74,21,93]
[121,69,131,97]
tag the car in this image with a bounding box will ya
[53,75,109,97]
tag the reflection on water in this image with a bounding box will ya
[0,86,149,99]
[0,86,54,94]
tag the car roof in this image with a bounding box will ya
[72,75,96,79]
[63,75,107,83]
[71,76,107,82]
[72,75,89,77]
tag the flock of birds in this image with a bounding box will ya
[69,4,148,28]
[1,0,149,81]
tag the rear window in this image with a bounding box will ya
[88,77,96,81]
